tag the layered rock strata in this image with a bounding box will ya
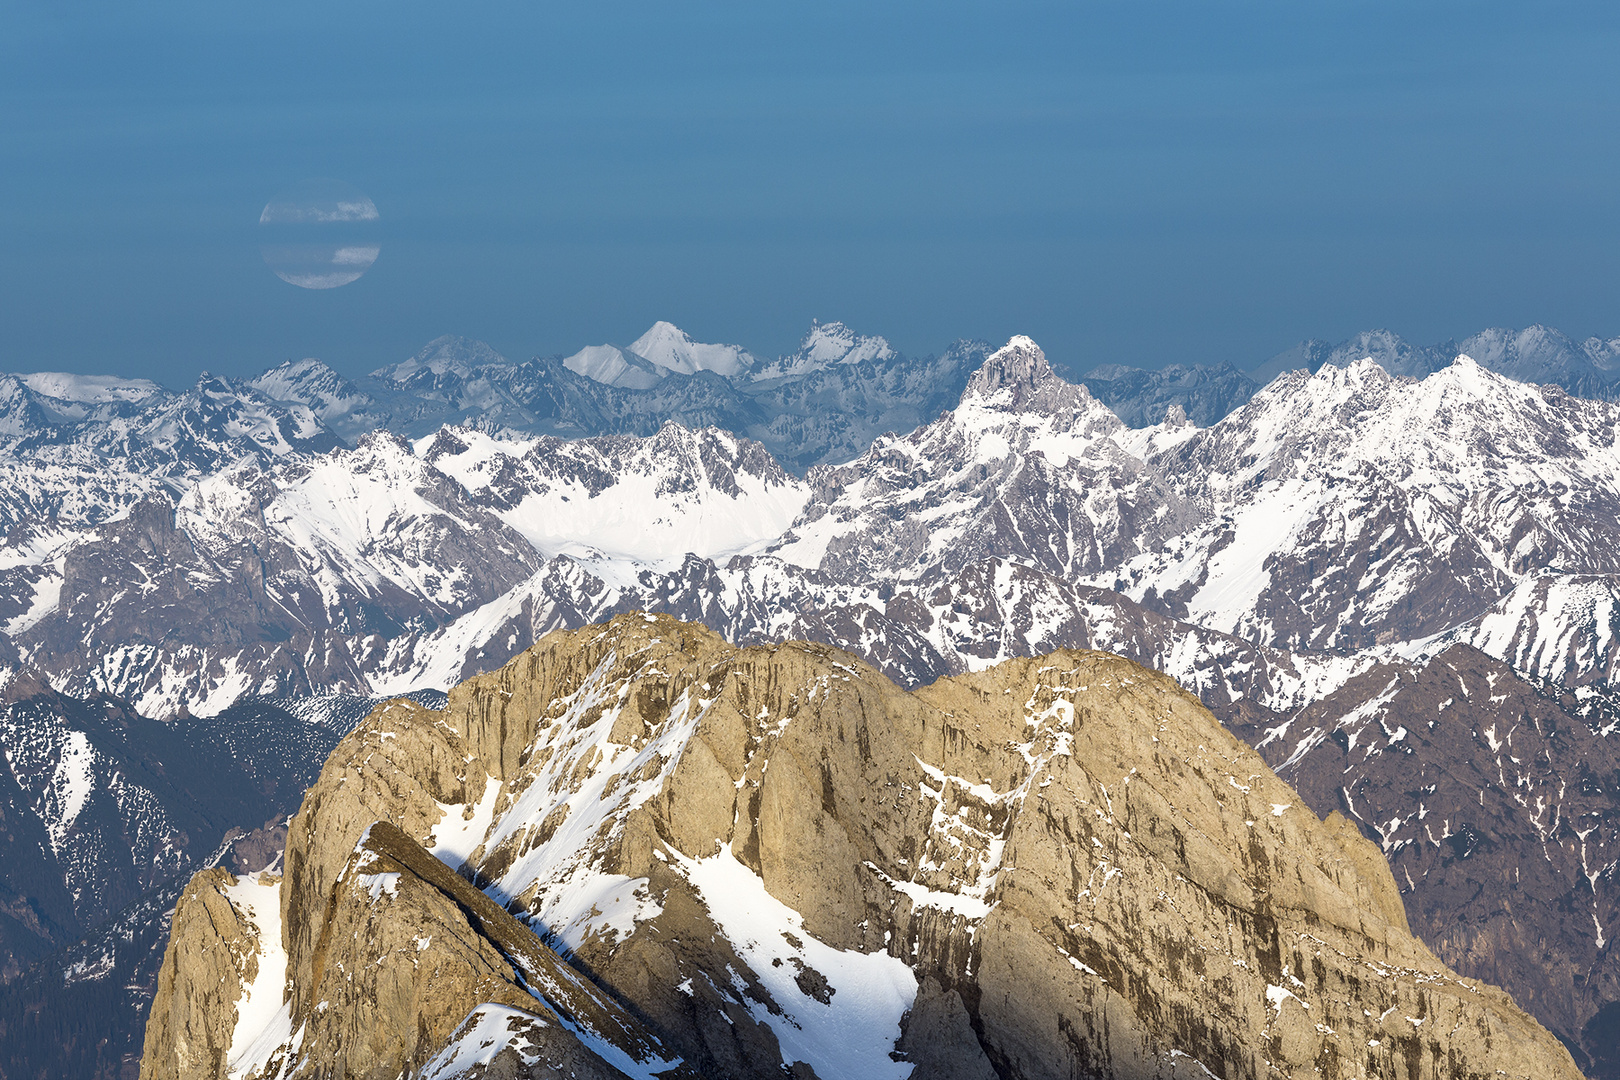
[141,615,1583,1079]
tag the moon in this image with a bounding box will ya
[259,179,381,289]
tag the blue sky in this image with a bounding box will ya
[3,2,1619,385]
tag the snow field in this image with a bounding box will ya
[222,873,296,1080]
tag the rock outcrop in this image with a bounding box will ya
[1235,642,1620,1075]
[140,614,1582,1079]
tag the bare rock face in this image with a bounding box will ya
[140,869,272,1080]
[141,823,690,1080]
[1237,642,1620,1075]
[142,615,1582,1079]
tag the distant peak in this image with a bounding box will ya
[375,336,509,381]
[798,319,893,361]
[965,336,1055,397]
[1302,355,1394,390]
[956,336,1109,421]
[629,322,755,377]
[631,321,690,349]
[801,318,851,344]
[562,343,666,390]
[267,357,336,376]
[18,371,165,404]
[745,320,894,382]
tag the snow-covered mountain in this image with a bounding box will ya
[419,423,809,565]
[556,323,761,389]
[230,321,974,472]
[560,344,667,390]
[7,326,1620,1075]
[1091,323,1620,432]
[11,371,164,408]
[750,319,895,381]
[0,432,542,717]
[247,358,383,438]
[0,422,814,718]
[771,336,1200,583]
[1112,356,1620,651]
[0,371,342,533]
[372,334,512,386]
[628,320,757,377]
[1447,572,1620,687]
[8,336,1618,720]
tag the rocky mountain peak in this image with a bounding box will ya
[141,615,1584,1080]
[961,334,1057,402]
[952,336,1125,442]
[351,426,415,456]
[1456,324,1602,382]
[192,373,238,399]
[253,356,336,383]
[801,318,893,363]
[246,358,370,422]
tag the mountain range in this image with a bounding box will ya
[3,321,1620,1076]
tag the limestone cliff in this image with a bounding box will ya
[140,613,1583,1079]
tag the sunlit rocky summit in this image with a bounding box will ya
[140,614,1580,1080]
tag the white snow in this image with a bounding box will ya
[419,1004,547,1080]
[469,654,694,951]
[863,860,992,920]
[1457,574,1620,686]
[768,336,1130,579]
[674,844,918,1080]
[1167,1048,1222,1080]
[259,442,480,607]
[46,730,96,852]
[1266,983,1309,1014]
[561,344,667,390]
[359,871,401,902]
[4,567,64,637]
[751,320,894,380]
[629,321,757,377]
[428,774,501,871]
[417,424,811,570]
[223,874,295,1080]
[19,371,164,403]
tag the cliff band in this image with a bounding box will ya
[140,614,1582,1079]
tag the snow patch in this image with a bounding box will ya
[428,775,500,871]
[674,844,917,1080]
[223,874,295,1080]
[420,1004,547,1080]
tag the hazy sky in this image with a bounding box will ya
[4,2,1619,386]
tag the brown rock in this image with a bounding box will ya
[140,870,268,1080]
[144,614,1585,1079]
